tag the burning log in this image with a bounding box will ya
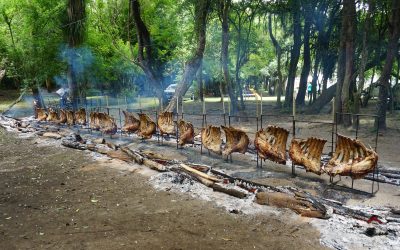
[221,126,249,156]
[201,125,222,154]
[75,108,86,125]
[46,108,59,122]
[178,119,194,146]
[57,109,67,124]
[256,191,327,218]
[121,110,140,133]
[66,110,75,126]
[137,113,156,139]
[36,108,47,121]
[107,149,132,162]
[323,134,378,179]
[254,126,289,164]
[289,137,327,175]
[157,111,175,135]
[212,183,248,199]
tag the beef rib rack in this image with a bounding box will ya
[323,134,378,179]
[254,126,289,164]
[289,137,327,175]
[178,119,194,146]
[201,125,222,155]
[221,126,249,156]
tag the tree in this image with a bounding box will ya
[65,0,86,110]
[375,0,400,129]
[268,14,283,107]
[284,0,301,108]
[165,0,211,112]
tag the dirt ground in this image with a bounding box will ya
[0,127,325,250]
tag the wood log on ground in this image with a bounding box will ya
[107,149,132,162]
[61,139,87,150]
[256,191,327,218]
[143,158,167,172]
[42,132,62,140]
[212,183,248,198]
[120,147,144,164]
[180,164,221,182]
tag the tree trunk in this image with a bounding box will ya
[375,0,400,129]
[198,61,204,101]
[221,0,238,115]
[66,0,85,111]
[268,14,282,107]
[353,1,374,128]
[165,0,210,112]
[306,84,336,114]
[284,0,301,108]
[340,0,356,127]
[130,0,166,108]
[296,2,312,106]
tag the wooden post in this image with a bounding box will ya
[332,97,335,122]
[125,95,128,109]
[228,97,231,116]
[106,95,109,107]
[138,95,142,110]
[160,98,163,111]
[177,96,180,114]
[260,90,263,116]
[203,99,206,114]
[222,96,225,114]
[292,94,296,119]
[117,95,120,107]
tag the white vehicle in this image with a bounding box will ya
[164,84,177,100]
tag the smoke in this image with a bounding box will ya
[53,44,95,88]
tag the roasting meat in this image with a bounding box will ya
[201,125,222,154]
[36,108,47,121]
[66,110,75,126]
[157,111,175,135]
[75,108,86,125]
[289,137,327,175]
[254,126,289,164]
[121,110,140,133]
[137,113,156,139]
[221,126,249,156]
[178,119,194,146]
[323,134,378,179]
[57,109,67,124]
[46,108,59,122]
[101,114,117,135]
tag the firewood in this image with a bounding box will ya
[61,139,87,150]
[143,158,167,172]
[120,147,144,164]
[256,191,327,218]
[179,164,221,182]
[107,150,132,162]
[212,183,247,199]
[42,132,62,140]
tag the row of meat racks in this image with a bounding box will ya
[35,106,381,194]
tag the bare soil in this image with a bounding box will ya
[0,128,325,250]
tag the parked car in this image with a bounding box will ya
[164,84,177,100]
[164,84,195,100]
